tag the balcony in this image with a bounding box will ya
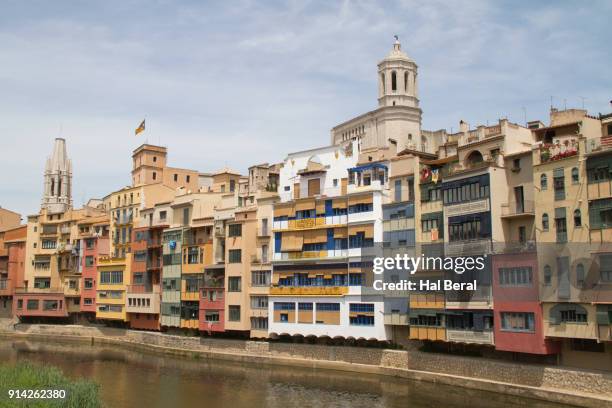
[60,226,71,235]
[501,200,535,218]
[537,141,579,165]
[273,215,348,231]
[272,249,348,262]
[445,198,489,218]
[409,326,445,341]
[445,238,491,257]
[146,258,162,270]
[14,286,65,294]
[269,286,348,296]
[384,312,408,325]
[347,179,384,195]
[446,329,494,345]
[409,293,445,309]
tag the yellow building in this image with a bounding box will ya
[96,255,132,322]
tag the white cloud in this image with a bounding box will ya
[0,0,610,216]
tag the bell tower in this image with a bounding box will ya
[377,36,419,108]
[42,138,72,214]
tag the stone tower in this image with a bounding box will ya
[377,36,419,109]
[42,138,72,213]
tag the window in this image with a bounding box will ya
[349,303,374,313]
[560,309,587,323]
[261,244,268,263]
[228,277,241,292]
[185,277,200,293]
[152,171,157,180]
[442,175,489,205]
[600,254,612,282]
[518,226,526,243]
[186,175,190,183]
[174,174,178,182]
[41,240,56,249]
[228,224,242,237]
[205,311,220,322]
[251,317,268,330]
[541,174,548,190]
[134,251,146,262]
[43,300,59,311]
[230,179,236,192]
[316,303,340,311]
[544,265,552,285]
[159,211,167,221]
[27,299,39,310]
[501,312,535,332]
[228,249,241,263]
[17,299,23,309]
[576,263,585,287]
[85,239,95,249]
[84,298,93,306]
[395,179,402,202]
[391,71,397,91]
[588,198,612,229]
[513,158,521,170]
[84,279,94,289]
[542,213,549,231]
[555,209,567,243]
[498,267,533,286]
[574,209,582,227]
[553,169,565,200]
[34,278,51,289]
[250,296,268,309]
[100,271,123,284]
[228,305,240,321]
[252,270,271,286]
[571,167,579,184]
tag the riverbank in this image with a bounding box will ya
[0,321,610,408]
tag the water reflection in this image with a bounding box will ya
[0,339,572,408]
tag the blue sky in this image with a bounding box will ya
[1,0,611,217]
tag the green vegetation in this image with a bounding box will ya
[0,362,102,408]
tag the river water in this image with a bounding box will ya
[0,338,574,408]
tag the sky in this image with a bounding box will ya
[1,0,611,217]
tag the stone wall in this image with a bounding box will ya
[2,322,611,403]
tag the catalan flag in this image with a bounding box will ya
[135,119,145,135]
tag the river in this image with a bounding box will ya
[0,338,575,408]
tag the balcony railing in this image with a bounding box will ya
[273,249,348,261]
[127,284,160,294]
[14,286,65,294]
[446,329,494,345]
[501,200,535,217]
[445,239,491,257]
[273,215,347,231]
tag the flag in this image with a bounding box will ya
[431,169,439,184]
[135,119,145,135]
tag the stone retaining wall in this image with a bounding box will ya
[2,322,611,405]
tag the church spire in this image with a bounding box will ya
[42,138,72,213]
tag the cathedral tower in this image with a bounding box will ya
[42,138,72,213]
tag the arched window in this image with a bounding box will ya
[544,265,552,285]
[550,303,587,324]
[50,179,55,196]
[391,71,397,91]
[381,73,385,93]
[465,150,484,168]
[404,71,408,92]
[576,263,585,287]
[408,133,412,141]
[541,174,548,190]
[574,209,582,227]
[571,167,579,184]
[542,213,549,231]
